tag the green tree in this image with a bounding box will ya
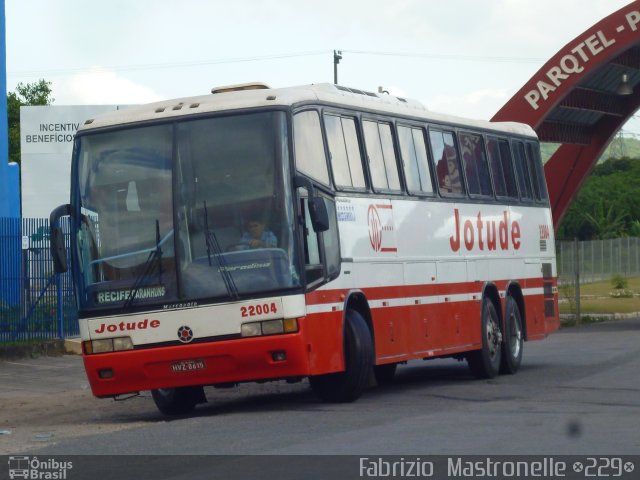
[581,200,629,239]
[7,79,54,166]
[558,156,640,240]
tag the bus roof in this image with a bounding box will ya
[78,83,537,138]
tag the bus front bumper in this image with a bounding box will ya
[82,332,311,397]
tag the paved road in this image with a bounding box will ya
[1,318,639,457]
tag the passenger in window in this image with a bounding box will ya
[238,216,277,249]
[437,160,452,193]
[460,138,475,191]
[436,147,461,194]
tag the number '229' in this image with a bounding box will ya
[241,303,278,317]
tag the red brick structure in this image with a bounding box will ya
[493,1,640,227]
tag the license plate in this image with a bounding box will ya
[170,359,206,373]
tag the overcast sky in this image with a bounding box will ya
[5,0,639,134]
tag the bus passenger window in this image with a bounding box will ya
[379,123,400,191]
[324,114,365,189]
[459,132,492,197]
[526,142,548,201]
[398,125,433,195]
[363,120,401,192]
[499,140,519,198]
[430,130,463,195]
[487,139,506,197]
[293,111,330,185]
[513,141,533,200]
[487,138,518,199]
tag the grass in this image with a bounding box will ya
[560,297,640,314]
[559,276,640,315]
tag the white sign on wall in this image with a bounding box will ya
[20,105,124,218]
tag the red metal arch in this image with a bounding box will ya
[492,1,640,228]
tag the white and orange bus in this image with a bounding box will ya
[50,83,559,414]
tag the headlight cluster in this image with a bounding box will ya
[84,337,134,354]
[241,318,298,337]
[83,318,300,353]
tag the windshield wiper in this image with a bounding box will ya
[203,201,239,300]
[124,220,163,309]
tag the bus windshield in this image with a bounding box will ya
[74,111,300,310]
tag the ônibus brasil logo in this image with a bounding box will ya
[8,456,73,479]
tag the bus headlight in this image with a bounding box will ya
[113,337,134,351]
[241,323,262,337]
[83,337,134,354]
[241,319,298,337]
[88,339,113,354]
[261,319,284,335]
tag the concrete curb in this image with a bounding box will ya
[0,339,66,359]
[64,337,83,355]
[0,338,82,359]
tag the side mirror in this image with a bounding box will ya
[50,204,71,274]
[294,175,331,232]
[309,197,330,232]
[51,226,67,273]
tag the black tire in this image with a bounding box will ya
[151,385,206,415]
[500,296,524,374]
[373,363,397,386]
[467,298,502,379]
[309,310,374,402]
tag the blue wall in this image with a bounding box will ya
[0,0,19,219]
[1,0,21,307]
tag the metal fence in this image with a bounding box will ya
[3,220,637,342]
[556,237,640,283]
[0,217,78,344]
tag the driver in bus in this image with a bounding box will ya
[238,215,277,249]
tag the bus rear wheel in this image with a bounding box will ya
[151,385,206,415]
[309,310,373,402]
[467,298,502,379]
[500,296,524,374]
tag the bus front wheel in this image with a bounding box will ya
[151,385,206,415]
[467,298,502,379]
[309,310,373,402]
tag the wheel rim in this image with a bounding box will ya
[509,313,522,358]
[486,316,502,360]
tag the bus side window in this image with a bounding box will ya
[526,142,548,202]
[324,114,366,189]
[512,141,533,201]
[398,125,433,195]
[430,129,464,196]
[488,137,518,199]
[297,188,340,288]
[499,140,519,198]
[299,190,324,286]
[293,111,330,186]
[363,120,401,192]
[459,132,492,197]
[487,138,507,197]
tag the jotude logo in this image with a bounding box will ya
[8,456,73,479]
